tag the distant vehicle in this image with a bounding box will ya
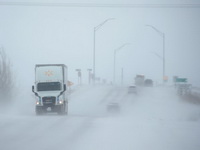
[135,74,145,86]
[32,64,68,115]
[128,85,137,94]
[107,102,120,113]
[144,79,153,87]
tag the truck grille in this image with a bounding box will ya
[42,96,56,105]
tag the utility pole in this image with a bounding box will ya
[87,69,92,85]
[93,18,115,84]
[146,25,166,83]
[113,43,130,84]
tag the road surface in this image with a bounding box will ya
[0,85,200,150]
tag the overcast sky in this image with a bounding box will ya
[0,0,200,87]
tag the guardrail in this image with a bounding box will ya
[191,87,200,98]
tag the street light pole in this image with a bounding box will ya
[87,69,92,85]
[75,69,81,85]
[113,43,130,84]
[146,25,165,83]
[163,34,165,82]
[93,28,96,84]
[93,18,114,84]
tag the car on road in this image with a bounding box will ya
[144,79,153,87]
[107,102,120,113]
[128,85,137,94]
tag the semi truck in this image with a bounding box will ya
[134,74,145,86]
[32,64,68,115]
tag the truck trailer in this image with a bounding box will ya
[32,64,68,115]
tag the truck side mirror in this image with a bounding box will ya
[64,84,66,91]
[32,85,34,92]
[32,85,38,96]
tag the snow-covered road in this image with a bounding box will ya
[0,85,200,150]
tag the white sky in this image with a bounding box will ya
[0,0,200,87]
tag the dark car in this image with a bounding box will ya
[128,85,137,94]
[107,102,120,113]
[144,79,153,87]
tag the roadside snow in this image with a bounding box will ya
[71,87,200,150]
[0,86,200,150]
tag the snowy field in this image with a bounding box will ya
[0,85,200,150]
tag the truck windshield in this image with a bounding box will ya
[37,82,61,91]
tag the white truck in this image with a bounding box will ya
[32,64,68,115]
[135,74,145,86]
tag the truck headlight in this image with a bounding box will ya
[57,96,64,104]
[59,100,64,104]
[36,96,41,105]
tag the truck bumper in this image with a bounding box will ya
[35,103,67,115]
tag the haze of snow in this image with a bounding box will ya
[0,85,200,150]
[0,0,200,149]
[0,0,200,87]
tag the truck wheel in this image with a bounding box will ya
[65,104,68,115]
[57,104,65,115]
[35,106,43,115]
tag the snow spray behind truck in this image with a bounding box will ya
[32,64,68,115]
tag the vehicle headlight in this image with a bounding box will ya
[59,100,64,104]
[57,96,64,104]
[36,96,41,105]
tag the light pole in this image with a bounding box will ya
[75,69,81,85]
[146,25,165,83]
[87,69,92,85]
[150,51,163,61]
[121,68,124,86]
[93,18,114,84]
[113,43,130,84]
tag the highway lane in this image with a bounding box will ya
[0,85,124,150]
[0,85,200,150]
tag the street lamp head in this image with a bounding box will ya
[150,51,163,60]
[108,18,115,21]
[95,18,115,31]
[146,24,164,36]
[114,43,131,52]
[146,24,152,27]
[76,69,81,72]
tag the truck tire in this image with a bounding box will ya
[35,106,43,115]
[65,103,68,115]
[57,104,65,115]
